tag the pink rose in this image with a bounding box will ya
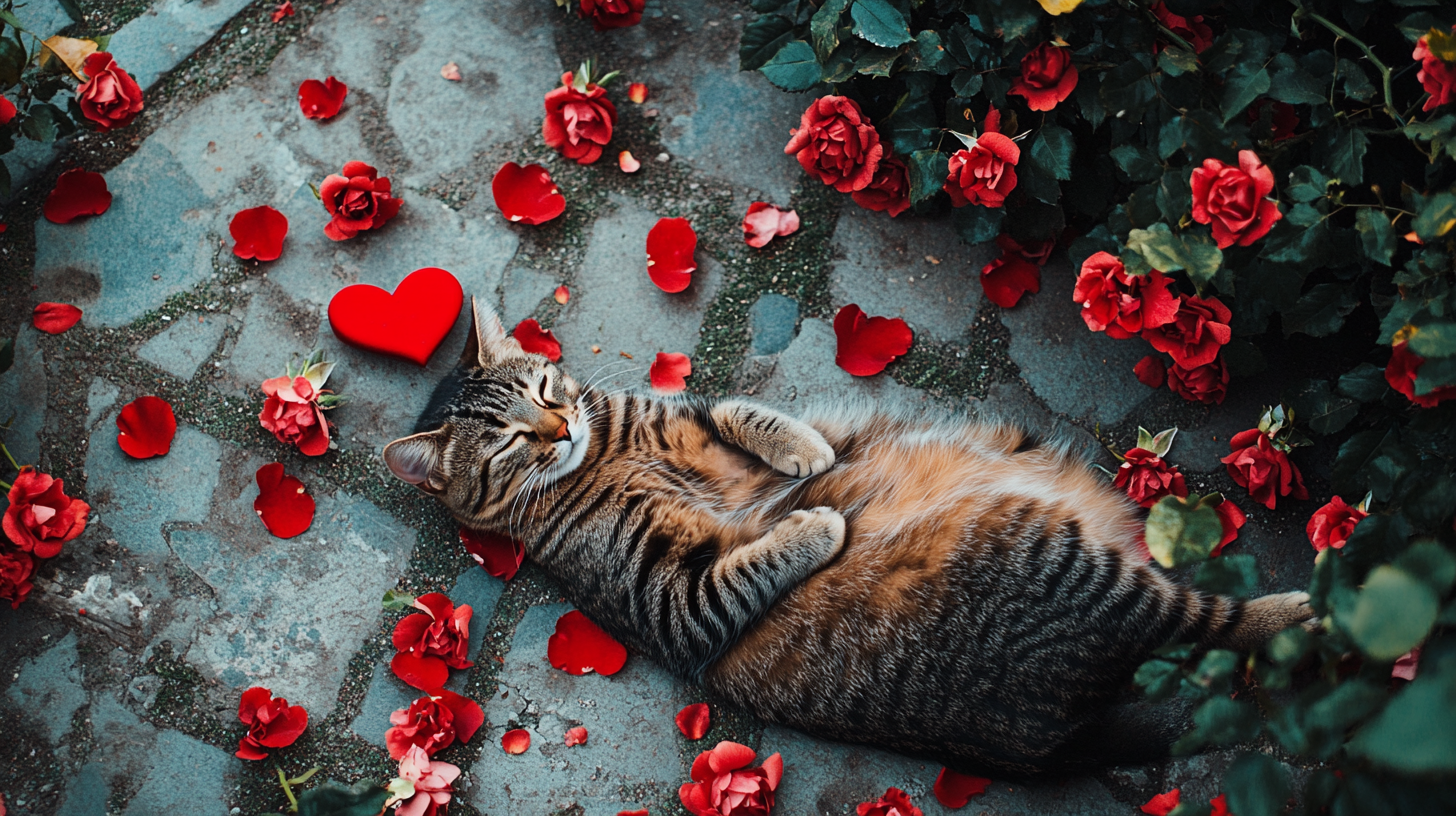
[390,744,461,816]
[679,741,783,816]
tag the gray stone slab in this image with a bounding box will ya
[1000,259,1152,427]
[750,318,926,411]
[552,197,724,380]
[829,207,989,343]
[109,0,255,90]
[470,603,694,816]
[448,565,505,666]
[382,1,562,185]
[761,725,1127,815]
[7,632,86,745]
[499,263,562,326]
[19,0,76,39]
[86,692,159,784]
[120,729,236,816]
[57,761,109,816]
[83,422,221,558]
[85,377,121,431]
[33,140,217,329]
[749,293,799,355]
[217,278,321,397]
[137,312,227,381]
[0,326,46,466]
[348,662,419,750]
[171,446,418,716]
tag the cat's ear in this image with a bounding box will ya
[461,298,525,368]
[383,429,448,493]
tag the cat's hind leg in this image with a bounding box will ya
[1211,591,1319,652]
[710,400,836,478]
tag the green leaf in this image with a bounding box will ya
[1221,65,1270,124]
[1409,321,1456,358]
[0,36,24,89]
[1349,665,1456,773]
[1028,125,1074,181]
[1338,58,1377,102]
[1194,554,1259,598]
[0,336,12,375]
[1394,540,1456,596]
[810,0,849,62]
[1134,658,1181,701]
[1158,110,1226,161]
[1124,223,1223,290]
[1286,379,1358,435]
[853,46,899,78]
[1338,363,1388,403]
[739,14,796,71]
[1335,564,1438,661]
[1317,125,1370,186]
[1411,191,1456,241]
[1223,754,1290,816]
[20,105,62,143]
[1282,283,1361,338]
[1269,53,1326,105]
[295,781,392,816]
[381,589,415,611]
[1285,166,1330,203]
[951,69,982,97]
[759,41,822,91]
[1405,114,1456,160]
[1157,46,1200,77]
[1355,208,1399,266]
[1265,627,1311,667]
[1145,495,1223,568]
[1110,144,1161,183]
[1259,220,1331,266]
[952,205,1003,244]
[849,0,913,48]
[906,148,948,205]
[902,29,948,73]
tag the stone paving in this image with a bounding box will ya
[1,1,1322,815]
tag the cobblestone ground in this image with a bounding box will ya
[1,1,1323,814]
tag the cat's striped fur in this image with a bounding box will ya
[385,302,1314,776]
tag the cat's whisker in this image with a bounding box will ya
[581,359,641,391]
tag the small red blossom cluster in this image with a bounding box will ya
[2,468,91,608]
[1113,427,1246,558]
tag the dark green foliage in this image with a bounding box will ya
[740,0,1456,810]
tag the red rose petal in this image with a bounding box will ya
[646,217,697,293]
[979,254,1041,308]
[502,728,531,754]
[1210,793,1231,816]
[391,651,448,691]
[1141,789,1181,816]
[649,352,691,392]
[555,285,570,305]
[513,319,562,362]
[548,609,628,676]
[742,202,800,248]
[298,76,347,120]
[32,302,83,334]
[271,1,294,22]
[44,169,112,224]
[628,82,648,103]
[565,726,588,746]
[460,528,526,581]
[116,396,177,459]
[229,206,289,261]
[431,687,485,743]
[933,768,991,808]
[617,811,649,816]
[619,151,641,173]
[833,304,913,376]
[252,462,316,539]
[675,703,710,740]
[492,162,566,225]
[1135,355,1167,388]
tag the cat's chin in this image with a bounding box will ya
[542,408,592,483]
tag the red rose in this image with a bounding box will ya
[319,161,402,241]
[1306,496,1368,552]
[543,72,618,165]
[0,96,15,124]
[850,154,911,217]
[3,467,90,559]
[1008,43,1078,112]
[1247,99,1299,142]
[235,686,308,760]
[75,52,143,131]
[579,0,644,30]
[391,593,474,690]
[1414,28,1456,112]
[1190,149,1282,248]
[1073,252,1180,339]
[1167,355,1229,404]
[1209,495,1247,557]
[1152,2,1213,54]
[0,548,35,609]
[385,688,483,760]
[784,95,884,193]
[1142,295,1231,369]
[858,787,924,816]
[679,741,783,816]
[944,132,1020,208]
[1221,429,1309,510]
[1114,448,1188,508]
[259,376,331,456]
[1385,340,1456,408]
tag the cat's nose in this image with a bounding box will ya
[554,422,571,442]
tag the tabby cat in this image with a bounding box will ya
[384,301,1314,776]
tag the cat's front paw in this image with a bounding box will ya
[774,506,846,565]
[766,433,836,479]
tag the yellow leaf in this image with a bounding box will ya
[40,36,98,81]
[1034,0,1083,15]
[1426,28,1456,64]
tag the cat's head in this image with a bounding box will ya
[382,300,590,527]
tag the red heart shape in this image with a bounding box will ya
[327,267,463,365]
